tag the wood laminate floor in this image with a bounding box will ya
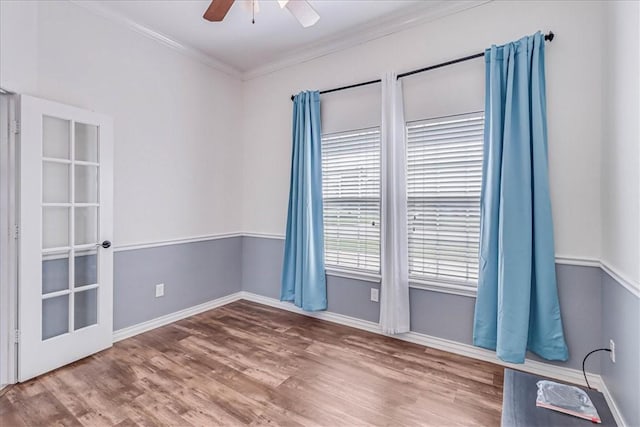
[0,300,504,426]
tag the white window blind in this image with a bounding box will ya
[406,112,484,288]
[322,128,381,273]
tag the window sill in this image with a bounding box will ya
[323,269,476,296]
[409,278,477,298]
[326,268,382,284]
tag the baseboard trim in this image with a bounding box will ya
[599,376,627,427]
[237,291,380,331]
[112,292,243,342]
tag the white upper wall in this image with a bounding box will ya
[601,0,640,287]
[241,0,605,261]
[1,0,244,246]
[0,1,38,94]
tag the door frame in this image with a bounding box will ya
[0,90,19,388]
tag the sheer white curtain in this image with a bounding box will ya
[379,72,410,334]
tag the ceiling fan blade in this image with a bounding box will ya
[203,0,235,22]
[284,0,320,28]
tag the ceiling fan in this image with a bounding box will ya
[203,0,320,28]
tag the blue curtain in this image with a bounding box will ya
[473,32,569,364]
[281,91,327,311]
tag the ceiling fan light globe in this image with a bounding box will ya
[240,0,260,15]
[285,0,320,28]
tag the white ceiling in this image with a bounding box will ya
[83,0,460,76]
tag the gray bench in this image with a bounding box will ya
[501,369,616,426]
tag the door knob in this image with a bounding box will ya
[99,240,111,249]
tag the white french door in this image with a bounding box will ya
[18,95,113,381]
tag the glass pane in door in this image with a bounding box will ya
[43,162,70,203]
[74,207,97,245]
[75,165,98,203]
[74,250,97,287]
[42,295,69,340]
[75,122,98,162]
[42,253,69,294]
[74,288,98,330]
[42,116,70,159]
[43,207,69,249]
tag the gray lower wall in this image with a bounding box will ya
[529,264,604,372]
[410,265,604,373]
[113,236,242,330]
[600,272,640,427]
[240,236,604,373]
[241,236,282,300]
[408,288,476,344]
[241,236,381,322]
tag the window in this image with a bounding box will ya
[321,128,381,274]
[406,112,484,289]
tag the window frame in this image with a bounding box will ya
[405,111,484,297]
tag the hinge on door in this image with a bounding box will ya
[9,120,20,134]
[13,329,19,344]
[13,224,19,240]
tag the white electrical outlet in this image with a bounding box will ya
[609,339,616,363]
[370,288,379,302]
[155,283,165,298]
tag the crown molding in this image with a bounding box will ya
[241,0,492,81]
[68,0,242,78]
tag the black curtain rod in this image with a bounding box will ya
[290,31,554,101]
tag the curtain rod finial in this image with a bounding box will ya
[545,31,554,42]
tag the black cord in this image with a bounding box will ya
[582,348,611,389]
